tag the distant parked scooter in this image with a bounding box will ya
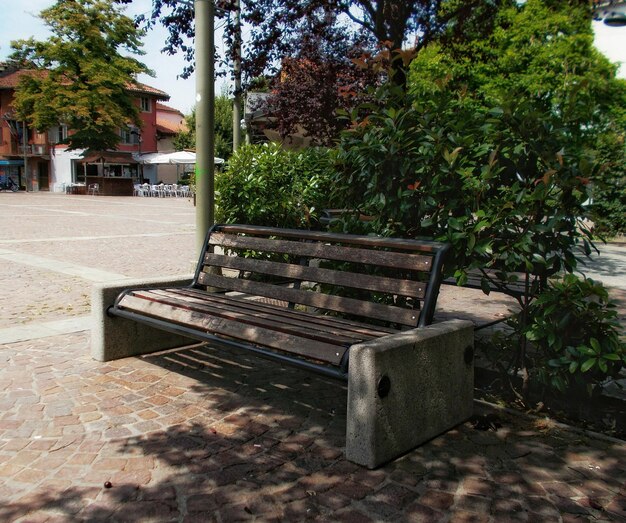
[0,178,19,192]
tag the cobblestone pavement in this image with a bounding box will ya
[0,193,624,522]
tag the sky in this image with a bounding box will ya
[0,0,625,116]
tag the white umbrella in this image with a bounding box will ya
[137,151,224,165]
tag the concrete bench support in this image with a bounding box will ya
[346,319,474,469]
[91,276,194,361]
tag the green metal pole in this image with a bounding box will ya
[195,0,215,256]
[232,0,242,151]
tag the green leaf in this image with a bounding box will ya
[580,358,597,373]
[467,233,476,251]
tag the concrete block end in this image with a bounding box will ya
[91,275,194,361]
[346,319,474,469]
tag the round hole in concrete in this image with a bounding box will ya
[377,375,391,398]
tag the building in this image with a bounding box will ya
[0,63,170,193]
[143,102,189,184]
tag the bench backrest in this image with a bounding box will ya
[192,224,450,328]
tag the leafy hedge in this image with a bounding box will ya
[215,143,336,228]
[333,83,596,285]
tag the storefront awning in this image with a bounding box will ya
[0,159,24,166]
[80,152,138,165]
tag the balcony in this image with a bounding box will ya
[20,144,48,155]
[7,143,49,156]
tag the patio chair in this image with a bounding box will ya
[88,183,100,196]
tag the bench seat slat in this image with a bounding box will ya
[219,224,446,253]
[197,272,420,326]
[133,289,363,345]
[146,289,387,344]
[203,253,427,299]
[117,293,349,365]
[208,233,433,272]
[164,288,397,337]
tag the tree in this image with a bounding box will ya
[139,1,518,145]
[10,0,151,151]
[332,0,624,398]
[261,37,382,145]
[409,0,626,236]
[142,0,513,86]
[173,94,234,160]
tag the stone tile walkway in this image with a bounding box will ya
[0,193,624,522]
[1,332,624,522]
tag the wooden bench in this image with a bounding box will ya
[102,224,475,467]
[108,224,450,380]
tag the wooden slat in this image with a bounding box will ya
[208,232,433,272]
[217,224,446,253]
[203,253,427,299]
[145,289,376,345]
[184,287,398,335]
[169,288,396,336]
[182,288,397,335]
[118,293,348,365]
[153,288,397,338]
[197,272,419,326]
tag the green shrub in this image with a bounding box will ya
[332,80,600,399]
[523,274,625,395]
[333,82,595,286]
[215,143,336,228]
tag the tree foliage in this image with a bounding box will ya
[262,38,381,145]
[173,94,234,160]
[141,0,510,85]
[331,0,622,398]
[140,1,525,145]
[10,0,151,151]
[409,0,626,235]
[216,143,336,228]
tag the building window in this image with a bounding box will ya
[120,126,141,145]
[140,97,151,112]
[47,124,68,144]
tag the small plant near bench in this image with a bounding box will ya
[521,274,624,396]
[474,273,625,436]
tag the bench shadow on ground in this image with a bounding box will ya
[3,342,625,522]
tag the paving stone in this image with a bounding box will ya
[418,489,456,511]
[404,502,445,523]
